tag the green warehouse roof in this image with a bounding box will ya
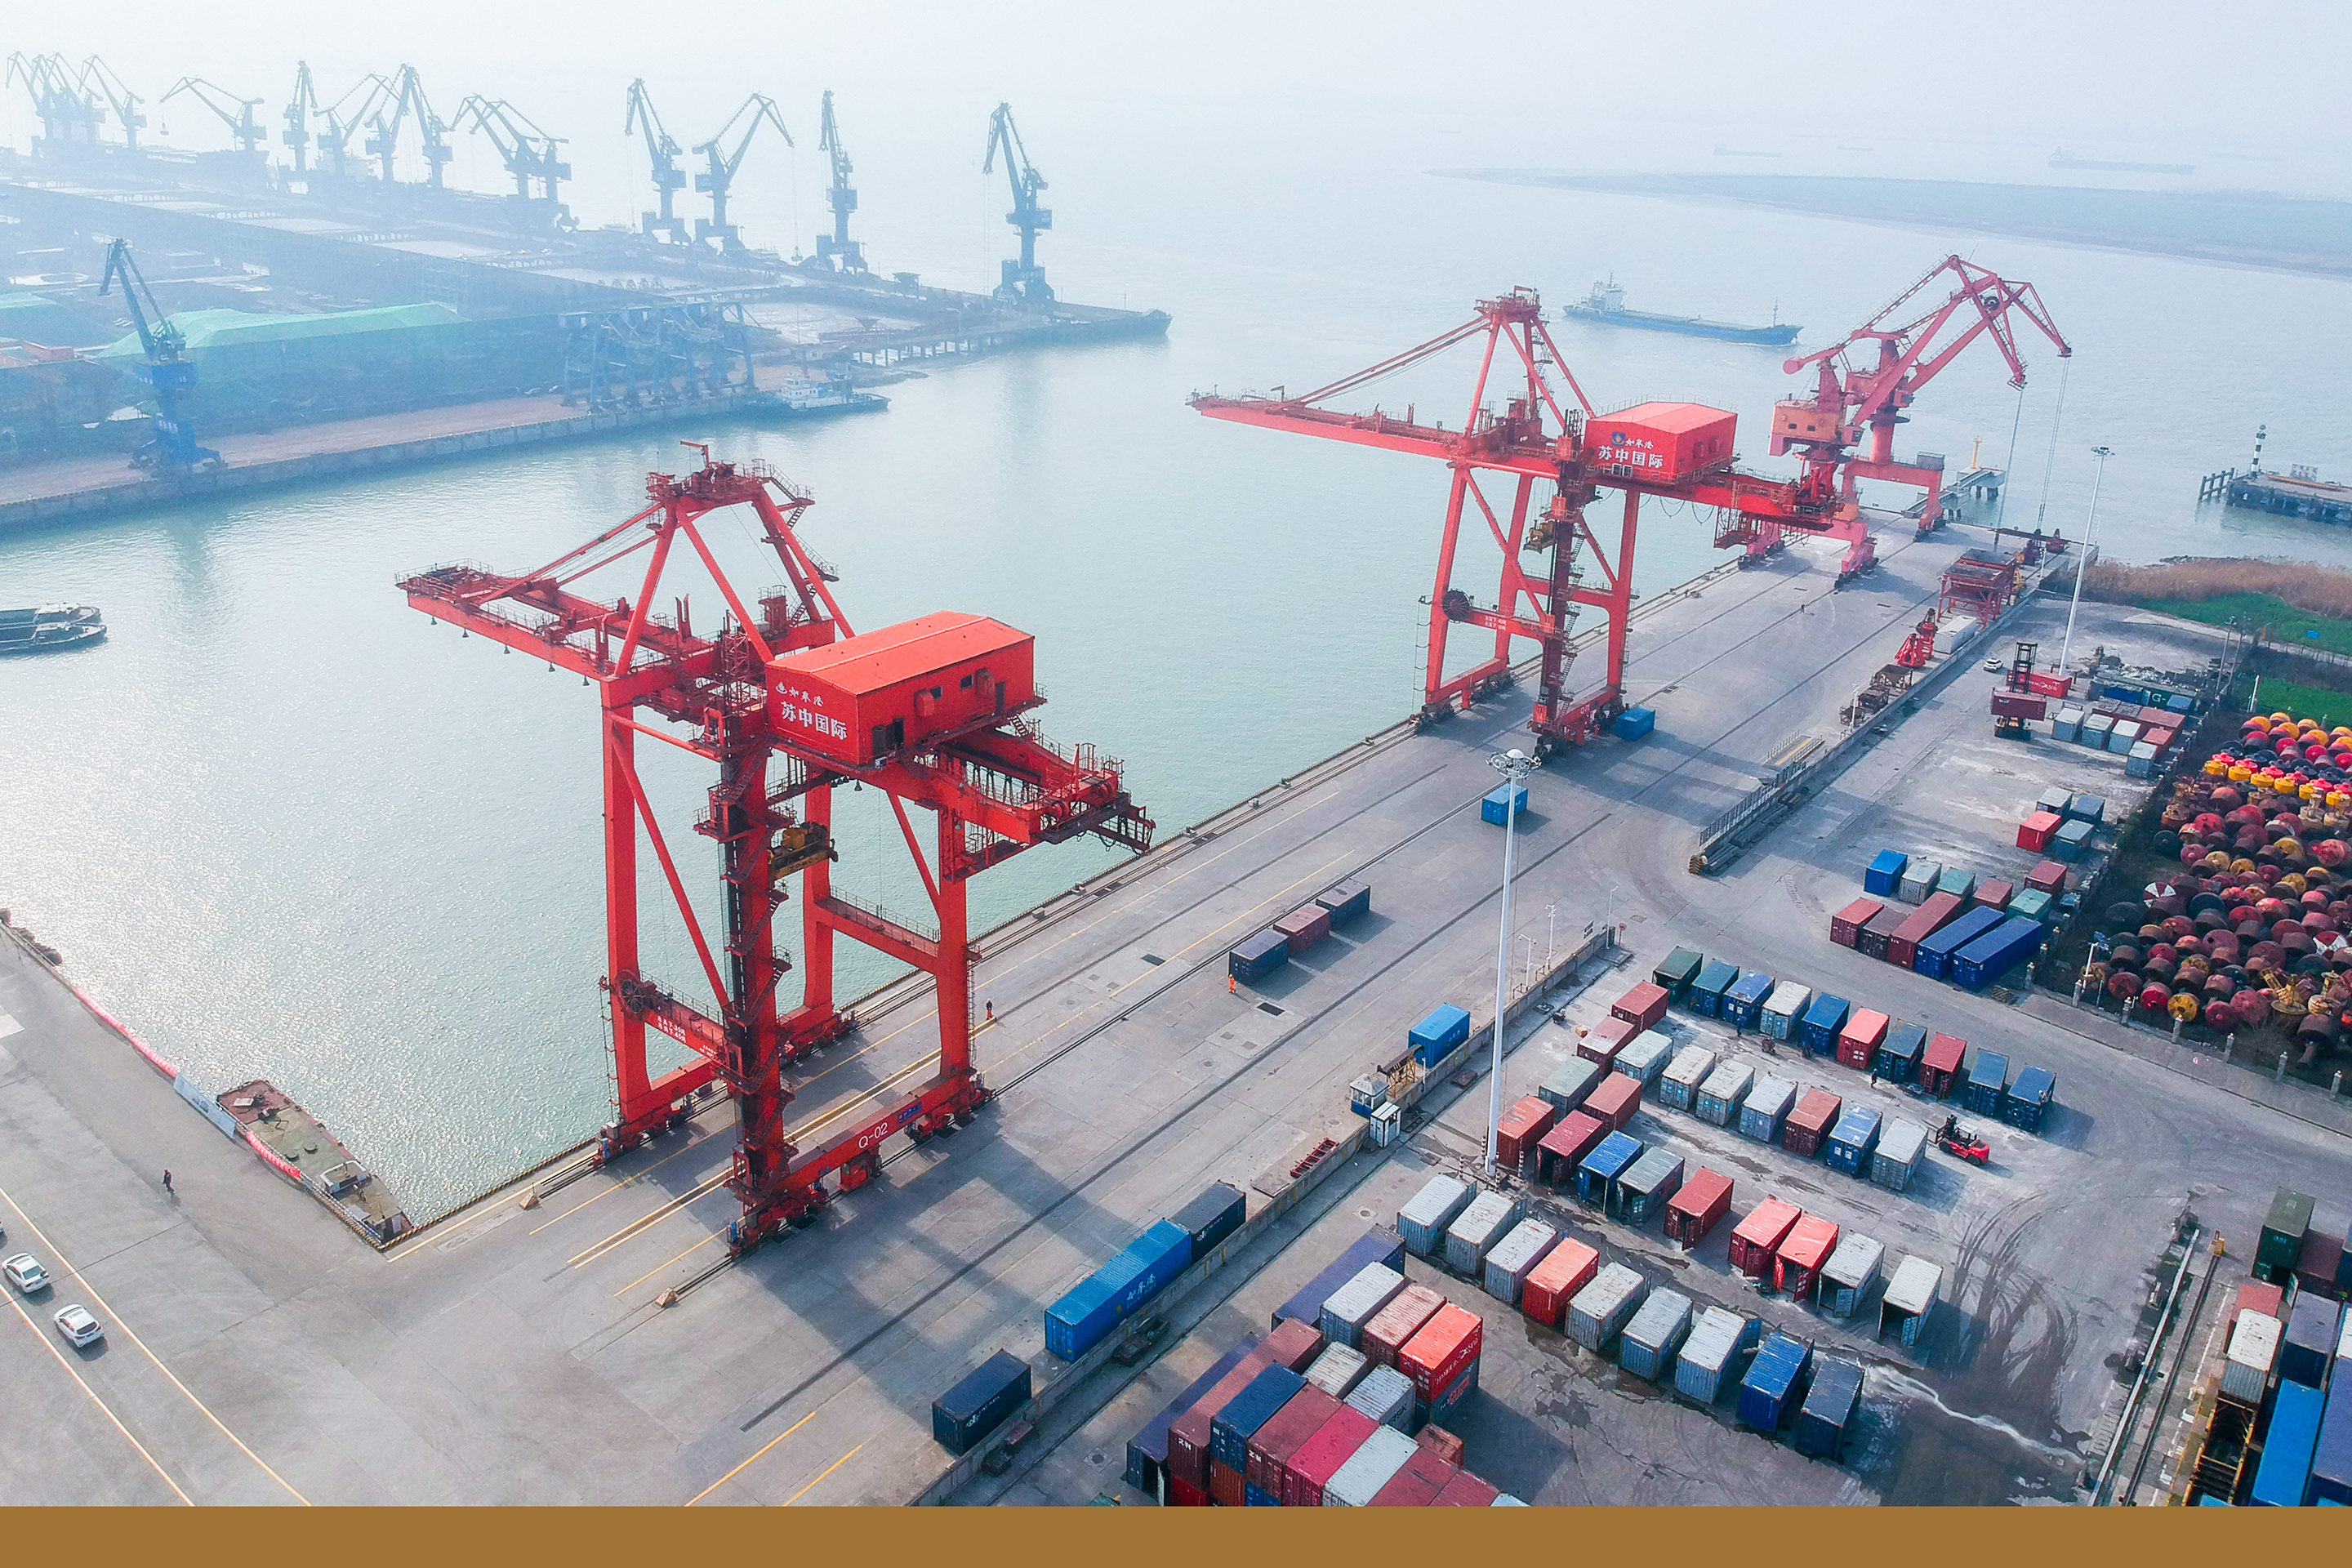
[93,301,466,360]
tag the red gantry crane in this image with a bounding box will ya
[401,448,1151,1256]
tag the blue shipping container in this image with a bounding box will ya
[1229,929,1290,985]
[1045,1219,1193,1360]
[1953,915,2043,991]
[1739,1333,1813,1432]
[1209,1364,1306,1473]
[933,1350,1033,1455]
[1863,850,1908,898]
[1482,784,1530,826]
[1965,1052,2010,1116]
[2252,1381,2326,1506]
[1615,706,1656,742]
[1575,1131,1644,1209]
[1913,906,2004,980]
[1276,1227,1407,1330]
[1723,971,1775,1030]
[2312,1371,2352,1505]
[1689,960,1740,1018]
[1824,1106,1882,1177]
[2002,1067,2056,1134]
[1800,994,1851,1054]
[1125,1339,1256,1494]
[1410,1004,1472,1069]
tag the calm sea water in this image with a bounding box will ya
[7,112,2352,1218]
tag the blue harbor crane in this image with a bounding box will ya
[99,238,219,473]
[5,53,102,149]
[369,65,452,188]
[318,74,392,180]
[813,89,864,272]
[283,61,318,173]
[162,78,265,153]
[693,94,791,253]
[624,80,688,244]
[78,56,146,149]
[982,101,1052,305]
[458,95,575,229]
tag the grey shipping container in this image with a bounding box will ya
[1304,1342,1368,1399]
[1695,1060,1755,1126]
[932,1350,1031,1455]
[1276,1227,1406,1329]
[1539,1056,1606,1115]
[1659,1045,1717,1111]
[1482,1218,1559,1305]
[1818,1233,1886,1318]
[1793,1356,1865,1462]
[1445,1191,1519,1276]
[1615,1147,1686,1227]
[1675,1307,1761,1405]
[1898,859,1941,904]
[2259,1188,2314,1276]
[2051,706,2082,742]
[2221,1310,2283,1408]
[1169,1182,1247,1259]
[1740,1075,1797,1143]
[1323,1423,1418,1506]
[1320,1262,1406,1348]
[1619,1288,1695,1383]
[1762,982,1812,1040]
[1345,1364,1416,1432]
[1397,1175,1473,1257]
[1878,1256,1942,1348]
[1869,1118,1929,1192]
[1568,1262,1650,1350]
[1615,1029,1675,1088]
[1314,880,1372,928]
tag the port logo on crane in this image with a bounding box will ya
[1606,430,1667,470]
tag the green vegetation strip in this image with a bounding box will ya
[2142,594,2352,657]
[2251,676,2352,730]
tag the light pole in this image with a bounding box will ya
[1486,746,1538,1170]
[2058,445,2112,683]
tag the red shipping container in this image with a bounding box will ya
[1887,891,1964,969]
[1838,1009,1890,1071]
[1521,1237,1601,1329]
[1362,1284,1445,1369]
[1370,1447,1455,1505]
[1728,1196,1801,1278]
[1579,1014,1636,1065]
[1415,1425,1464,1467]
[1494,1095,1557,1174]
[1535,1111,1607,1187]
[1990,692,2047,720]
[1919,1033,1967,1098]
[1168,1477,1209,1508]
[2025,671,2072,699]
[2025,861,2068,894]
[1611,981,1670,1032]
[1434,1470,1501,1506]
[1245,1387,1341,1497]
[1974,880,2014,912]
[1399,1303,1483,1401]
[1166,1350,1273,1491]
[2236,1281,2286,1321]
[1583,1072,1641,1133]
[1664,1166,1734,1248]
[1831,896,1883,947]
[1264,1316,1325,1371]
[1209,1458,1245,1508]
[2017,810,2062,852]
[767,612,1036,766]
[2144,726,2178,751]
[1784,1089,1842,1156]
[1283,1406,1377,1507]
[1584,401,1739,483]
[1775,1214,1841,1301]
[1272,903,1331,954]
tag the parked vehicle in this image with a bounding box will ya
[2,1253,50,1294]
[54,1303,104,1348]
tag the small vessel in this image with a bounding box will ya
[1565,277,1800,347]
[0,604,105,656]
[218,1080,412,1246]
[2048,149,2194,175]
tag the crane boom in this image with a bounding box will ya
[78,56,146,149]
[7,53,102,148]
[812,89,864,272]
[692,94,791,252]
[319,73,390,179]
[458,95,573,227]
[284,61,318,172]
[625,79,687,243]
[163,77,265,153]
[982,102,1052,304]
[98,238,217,472]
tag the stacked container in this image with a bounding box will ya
[1793,1356,1864,1461]
[1169,1354,1281,1501]
[1494,1096,1557,1175]
[1870,1118,1929,1192]
[1824,1105,1882,1177]
[1739,1333,1813,1431]
[2282,1295,2341,1388]
[1664,1167,1734,1249]
[1878,1256,1942,1348]
[1729,1197,1802,1280]
[1443,1192,1519,1276]
[1620,1288,1695,1383]
[1831,898,1883,947]
[1322,1424,1418,1505]
[1397,1178,1472,1258]
[1345,1365,1416,1431]
[1362,1283,1444,1369]
[1784,1089,1842,1157]
[1615,1147,1686,1227]
[1568,1263,1649,1351]
[2257,1189,2314,1285]
[1675,1307,1761,1405]
[1481,1219,1559,1306]
[1320,1263,1406,1349]
[1740,1075,1797,1143]
[1281,1405,1376,1506]
[1800,994,1851,1054]
[1762,981,1812,1040]
[1615,1029,1675,1089]
[1129,1342,1256,1499]
[2251,1382,2326,1506]
[1304,1343,1368,1400]
[1244,1386,1342,1502]
[1836,1009,1890,1071]
[2221,1310,2283,1409]
[1535,1112,1607,1187]
[1724,971,1776,1030]
[1398,1303,1483,1426]
[1521,1238,1601,1330]
[1576,1131,1645,1211]
[1775,1214,1841,1301]
[1696,1059,1755,1126]
[1818,1234,1886,1318]
[1660,1045,1717,1111]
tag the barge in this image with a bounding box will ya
[1565,276,1799,346]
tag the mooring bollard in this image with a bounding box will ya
[2172,1017,2183,1043]
[2332,1070,2343,1100]
[2277,1053,2289,1083]
[2225,1032,2235,1062]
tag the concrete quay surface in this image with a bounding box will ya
[1,528,2346,1505]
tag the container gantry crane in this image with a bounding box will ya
[693,94,791,252]
[982,101,1052,305]
[6,53,102,149]
[624,79,688,243]
[100,238,219,472]
[1192,288,1855,754]
[399,447,1152,1258]
[163,78,265,154]
[1762,255,2071,572]
[457,96,575,229]
[813,89,864,272]
[78,56,145,149]
[283,61,318,173]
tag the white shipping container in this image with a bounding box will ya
[1740,1074,1797,1141]
[1397,1174,1472,1256]
[1762,982,1811,1040]
[1304,1342,1368,1399]
[1674,1306,1755,1405]
[1567,1262,1650,1350]
[1819,1233,1886,1318]
[1660,1045,1717,1111]
[1615,1029,1674,1086]
[2222,1308,2283,1406]
[1444,1191,1519,1276]
[1319,1262,1406,1348]
[1323,1424,1418,1506]
[1898,860,1942,904]
[1695,1060,1755,1126]
[1933,614,1977,657]
[1620,1287,1695,1382]
[1870,1118,1929,1191]
[1345,1364,1416,1431]
[1482,1218,1559,1304]
[1880,1255,1942,1348]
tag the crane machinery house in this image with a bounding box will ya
[767,612,1037,767]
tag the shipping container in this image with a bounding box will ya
[1263,1316,1326,1372]
[2051,819,2093,862]
[1305,1342,1370,1400]
[1129,1340,1258,1498]
[1399,1304,1484,1404]
[1344,1365,1417,1432]
[1481,783,1530,825]
[1521,1238,1602,1330]
[1410,1005,1472,1069]
[1321,1263,1408,1349]
[1863,850,1908,898]
[1585,401,1739,483]
[1856,906,1907,961]
[1580,1014,1637,1066]
[1739,1333,1813,1432]
[1689,960,1740,1018]
[1614,1029,1675,1089]
[1659,1045,1718,1111]
[1169,1183,1248,1262]
[1435,1470,1501,1507]
[1273,902,1332,954]
[1362,1283,1445,1370]
[1612,981,1671,1032]
[1616,1147,1686,1228]
[1322,1424,1419,1506]
[1964,1053,2010,1117]
[2235,1280,2285,1321]
[2050,706,2083,743]
[1800,994,1851,1054]
[1444,1192,1520,1276]
[1836,1009,1890,1071]
[1729,1197,1803,1280]
[1973,880,2014,911]
[2259,1189,2316,1279]
[1229,929,1290,985]
[1575,1131,1645,1210]
[1314,880,1372,929]
[933,1350,1032,1456]
[1831,898,1883,947]
[1665,1165,1740,1250]
[1762,982,1813,1040]
[1775,1214,1842,1301]
[1933,867,1976,902]
[2008,887,2055,924]
[1482,1219,1560,1306]
[1494,1095,1557,1176]
[1887,892,1964,969]
[1873,1022,1926,1082]
[1653,947,1704,998]
[1538,1056,1606,1116]
[2251,1380,2326,1506]
[2002,1067,2056,1134]
[1793,1356,1864,1461]
[1396,1178,1473,1259]
[1584,1072,1642,1133]
[1568,1262,1650,1351]
[2283,1296,2343,1388]
[1535,1111,1608,1187]
[1990,691,2047,721]
[1283,1406,1378,1507]
[1045,1219,1194,1360]
[1824,1105,1882,1178]
[1212,1365,1309,1477]
[1277,1227,1407,1328]
[2077,713,2114,751]
[1913,905,2004,980]
[2314,1370,2352,1505]
[1615,706,1657,742]
[767,612,1035,765]
[2126,741,2161,778]
[1918,1034,1967,1098]
[1954,915,2044,990]
[1724,971,1777,1030]
[1784,1089,1842,1158]
[1740,1075,1797,1143]
[2301,1231,2347,1298]
[1878,1256,1942,1348]
[1169,1352,1279,1493]
[1898,859,1941,906]
[1245,1386,1343,1498]
[1368,1446,1457,1506]
[2221,1310,2283,1408]
[1209,1459,1245,1508]
[1676,1307,1761,1405]
[1819,1234,1886,1319]
[1621,1288,1695,1383]
[2025,860,2068,895]
[1695,1060,1756,1127]
[1870,1118,1929,1192]
[2107,721,2139,755]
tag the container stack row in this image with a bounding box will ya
[1228,880,1374,985]
[2219,1194,2352,1507]
[1839,849,2057,989]
[1043,1181,1247,1361]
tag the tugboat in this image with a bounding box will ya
[0,604,105,656]
[1565,276,1801,347]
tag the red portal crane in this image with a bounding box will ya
[1770,255,2071,559]
[1191,289,1854,753]
[400,448,1150,1255]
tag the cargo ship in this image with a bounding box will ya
[1564,278,1799,347]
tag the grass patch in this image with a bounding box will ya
[2141,593,2352,657]
[2248,675,2352,729]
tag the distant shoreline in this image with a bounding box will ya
[1443,171,2352,283]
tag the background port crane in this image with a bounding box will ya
[399,447,1151,1258]
[100,237,219,472]
[369,65,452,188]
[318,74,391,180]
[693,94,791,253]
[458,96,574,229]
[78,56,146,149]
[982,101,1051,304]
[624,79,688,244]
[6,54,101,149]
[163,77,265,154]
[283,61,318,174]
[813,89,864,273]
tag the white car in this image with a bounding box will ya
[1983,657,2005,672]
[53,1304,103,1348]
[2,1253,48,1293]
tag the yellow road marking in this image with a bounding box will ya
[527,1131,715,1235]
[616,1232,720,1298]
[567,1172,730,1267]
[0,1181,310,1504]
[684,1410,818,1506]
[784,1443,864,1505]
[1,1288,191,1504]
